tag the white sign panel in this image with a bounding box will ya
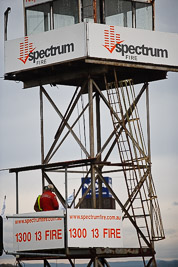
[87,23,178,67]
[4,23,178,75]
[4,23,86,74]
[13,210,64,251]
[67,209,123,248]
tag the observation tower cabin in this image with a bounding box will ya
[4,0,178,88]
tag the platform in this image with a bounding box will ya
[10,247,155,261]
[5,58,168,90]
[4,23,178,89]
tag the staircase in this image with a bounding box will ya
[104,70,165,266]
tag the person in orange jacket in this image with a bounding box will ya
[34,184,59,212]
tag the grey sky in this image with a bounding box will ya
[0,0,178,264]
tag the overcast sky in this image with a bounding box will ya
[0,0,178,264]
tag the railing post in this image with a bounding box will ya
[16,172,19,214]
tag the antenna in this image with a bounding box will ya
[4,7,11,41]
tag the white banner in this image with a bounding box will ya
[13,210,64,251]
[4,23,86,74]
[87,23,178,67]
[4,23,178,75]
[67,209,123,248]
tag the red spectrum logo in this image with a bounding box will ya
[18,36,35,64]
[103,26,124,53]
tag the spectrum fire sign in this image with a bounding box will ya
[13,210,64,251]
[67,209,123,248]
[4,23,86,74]
[13,209,123,251]
[87,23,178,67]
[4,23,178,75]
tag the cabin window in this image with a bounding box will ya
[53,0,79,29]
[25,0,154,35]
[105,0,132,27]
[135,2,153,30]
[26,3,51,35]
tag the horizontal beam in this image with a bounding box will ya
[7,247,154,261]
[5,59,169,90]
[9,158,97,173]
[85,58,177,72]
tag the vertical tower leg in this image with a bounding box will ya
[96,92,102,208]
[39,86,45,191]
[88,78,96,208]
[146,85,157,267]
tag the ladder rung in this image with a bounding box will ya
[109,92,117,95]
[131,214,150,218]
[134,157,148,162]
[125,160,134,163]
[110,102,119,105]
[128,118,139,122]
[125,157,147,163]
[149,196,157,200]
